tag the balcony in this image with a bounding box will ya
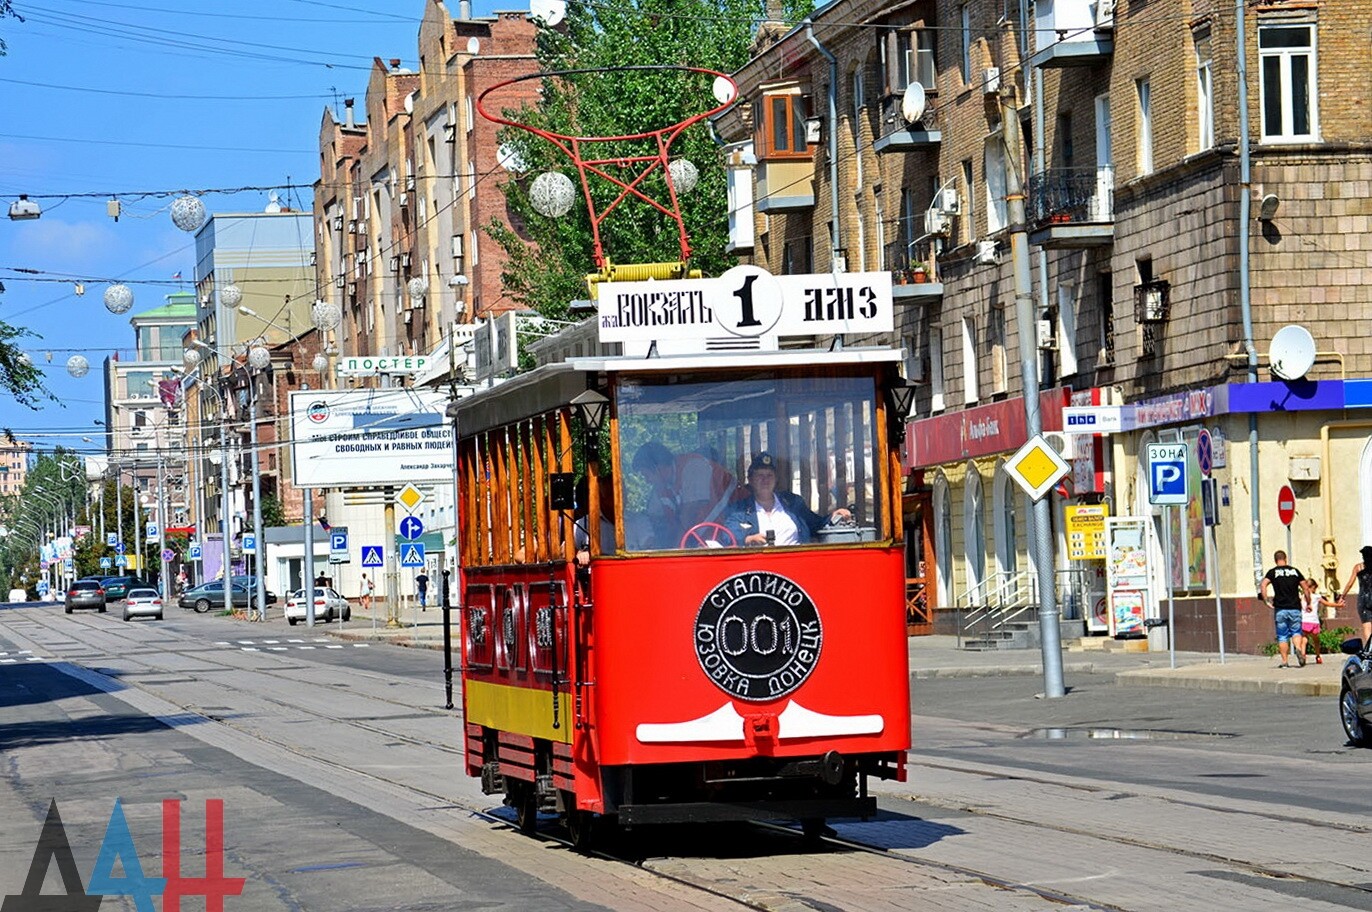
[1027,0,1114,70]
[872,95,941,155]
[1027,166,1115,249]
[886,239,943,304]
[755,158,815,213]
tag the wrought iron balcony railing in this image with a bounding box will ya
[1027,166,1114,226]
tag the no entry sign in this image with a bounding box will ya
[1277,484,1296,526]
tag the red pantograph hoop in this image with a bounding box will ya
[476,65,738,269]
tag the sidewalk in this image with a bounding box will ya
[319,605,1346,698]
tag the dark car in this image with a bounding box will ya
[178,582,277,614]
[64,580,106,614]
[101,576,151,602]
[1340,638,1372,746]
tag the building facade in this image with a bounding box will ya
[0,440,31,497]
[718,0,1372,650]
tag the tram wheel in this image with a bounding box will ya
[800,818,831,845]
[507,780,538,836]
[561,791,595,852]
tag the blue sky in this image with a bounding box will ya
[0,0,500,452]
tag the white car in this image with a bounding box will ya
[123,587,164,621]
[7,588,27,603]
[284,587,351,625]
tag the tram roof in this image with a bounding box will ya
[452,347,902,437]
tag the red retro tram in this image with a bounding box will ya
[454,346,912,843]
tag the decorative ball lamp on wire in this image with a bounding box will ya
[310,300,342,332]
[103,283,134,315]
[170,195,208,233]
[182,347,203,367]
[406,277,429,303]
[247,345,272,371]
[66,355,89,378]
[219,283,243,308]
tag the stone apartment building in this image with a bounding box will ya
[720,0,1372,651]
[314,0,537,370]
[0,440,31,498]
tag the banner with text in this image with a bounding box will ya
[288,389,453,488]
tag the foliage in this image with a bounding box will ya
[1261,626,1355,657]
[260,495,287,528]
[0,449,86,590]
[0,320,50,408]
[488,0,812,318]
[0,2,22,55]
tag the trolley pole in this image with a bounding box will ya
[441,569,454,710]
[1002,86,1065,699]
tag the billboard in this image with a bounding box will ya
[289,389,454,488]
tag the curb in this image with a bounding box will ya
[1116,670,1342,697]
[912,662,1110,679]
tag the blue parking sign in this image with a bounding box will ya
[1146,443,1189,506]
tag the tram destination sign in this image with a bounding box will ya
[596,265,893,344]
[289,389,454,487]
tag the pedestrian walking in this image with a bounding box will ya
[360,573,374,613]
[1260,550,1306,667]
[416,572,429,610]
[1338,545,1372,645]
[1300,578,1325,665]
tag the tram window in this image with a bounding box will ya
[615,372,883,552]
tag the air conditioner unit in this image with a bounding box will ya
[983,67,1000,94]
[924,208,951,236]
[974,239,998,265]
[347,219,357,234]
[1095,0,1116,29]
[346,282,356,296]
[937,187,962,215]
[331,215,343,232]
[1036,319,1057,350]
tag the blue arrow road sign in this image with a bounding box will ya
[99,557,112,569]
[106,533,119,548]
[399,516,425,541]
[399,542,426,568]
[115,543,125,555]
[1147,442,1189,506]
[361,546,384,568]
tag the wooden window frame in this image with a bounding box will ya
[757,92,812,161]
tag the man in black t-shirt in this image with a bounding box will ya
[1260,550,1307,667]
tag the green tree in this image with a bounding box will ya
[260,495,287,528]
[488,0,811,318]
[0,2,22,55]
[0,321,49,408]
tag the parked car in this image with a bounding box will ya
[1340,637,1372,747]
[123,587,164,621]
[64,580,106,614]
[284,587,351,625]
[7,588,27,602]
[177,582,277,613]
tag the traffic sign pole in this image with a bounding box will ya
[1197,432,1226,664]
[1163,507,1175,670]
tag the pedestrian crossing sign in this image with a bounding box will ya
[400,543,426,568]
[361,546,384,567]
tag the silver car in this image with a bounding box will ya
[123,587,164,621]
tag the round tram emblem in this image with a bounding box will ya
[695,572,822,702]
[306,401,330,424]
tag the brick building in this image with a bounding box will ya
[0,440,31,497]
[719,0,1372,651]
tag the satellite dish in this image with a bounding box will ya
[496,143,527,174]
[1268,324,1317,381]
[712,76,737,105]
[530,0,566,26]
[466,37,480,55]
[901,82,927,124]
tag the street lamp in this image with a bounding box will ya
[184,351,236,618]
[8,195,41,221]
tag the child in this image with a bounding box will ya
[1300,578,1327,665]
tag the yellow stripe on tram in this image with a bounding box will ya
[465,679,573,743]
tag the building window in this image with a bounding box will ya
[1260,22,1317,142]
[874,190,887,269]
[1097,271,1115,366]
[1195,30,1214,151]
[961,315,979,404]
[915,29,936,90]
[964,467,985,590]
[851,68,865,191]
[900,187,918,265]
[757,93,810,159]
[984,138,1007,234]
[960,159,974,244]
[1136,78,1153,175]
[1057,112,1074,169]
[881,29,910,95]
[1057,284,1079,377]
[959,4,972,85]
[989,301,1007,394]
[929,325,945,412]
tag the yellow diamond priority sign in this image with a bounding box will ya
[1004,434,1071,501]
[396,483,425,513]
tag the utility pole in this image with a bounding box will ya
[157,455,169,599]
[303,484,316,626]
[132,472,143,579]
[114,463,123,567]
[1001,84,1065,699]
[249,372,266,621]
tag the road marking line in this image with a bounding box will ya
[237,641,255,645]
[214,641,231,646]
[324,645,344,649]
[287,639,304,643]
[0,659,15,664]
[25,657,41,662]
[313,637,328,642]
[17,650,30,654]
[241,647,259,652]
[352,644,370,648]
[297,646,316,650]
[268,647,288,651]
[263,640,280,644]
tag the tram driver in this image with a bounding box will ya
[726,452,852,546]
